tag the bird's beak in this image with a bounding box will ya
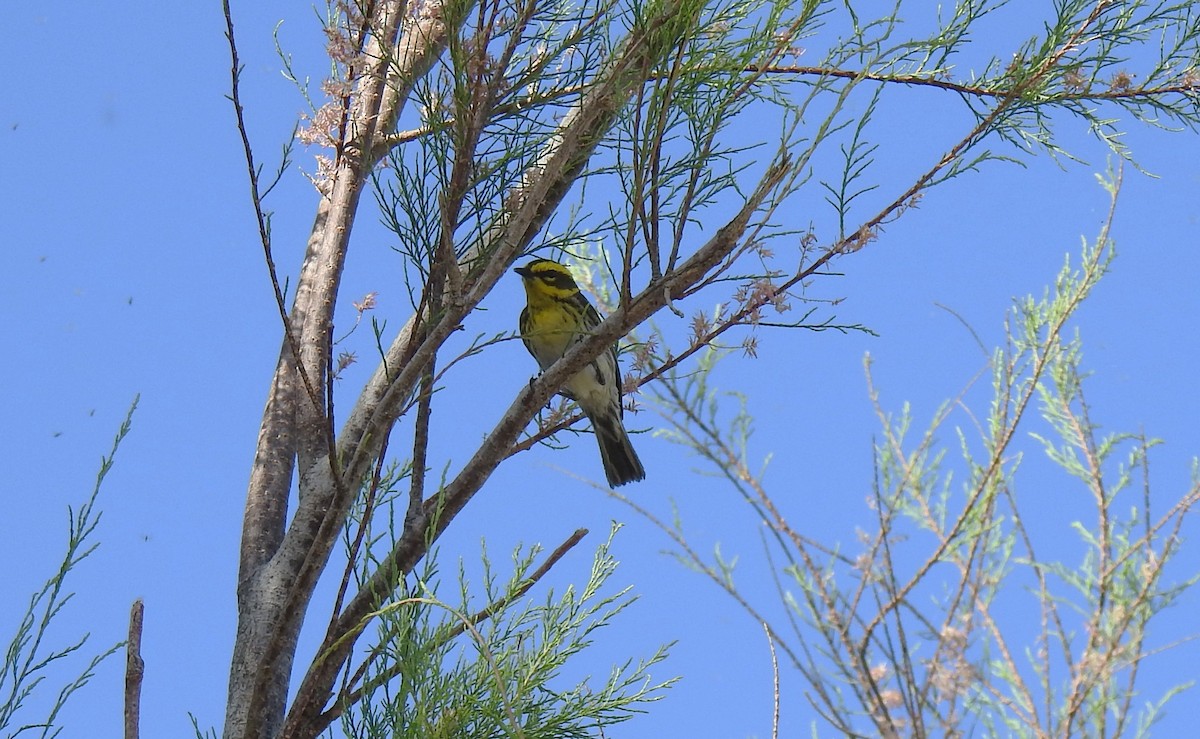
[513,265,532,278]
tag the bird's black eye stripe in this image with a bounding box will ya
[537,272,573,288]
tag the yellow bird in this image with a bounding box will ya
[515,259,645,487]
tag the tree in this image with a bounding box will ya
[216,0,1200,737]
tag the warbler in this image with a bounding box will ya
[515,258,646,487]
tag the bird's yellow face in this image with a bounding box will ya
[514,259,581,307]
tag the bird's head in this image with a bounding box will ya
[514,259,582,302]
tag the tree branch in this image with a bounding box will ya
[124,599,144,739]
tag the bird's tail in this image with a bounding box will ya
[592,413,645,487]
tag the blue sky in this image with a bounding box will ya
[4,2,1199,737]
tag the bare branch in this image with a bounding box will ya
[124,600,144,739]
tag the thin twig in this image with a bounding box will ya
[748,63,1200,104]
[764,623,780,739]
[221,0,322,413]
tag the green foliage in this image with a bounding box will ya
[336,525,674,738]
[0,399,136,738]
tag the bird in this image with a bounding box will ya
[514,258,646,487]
